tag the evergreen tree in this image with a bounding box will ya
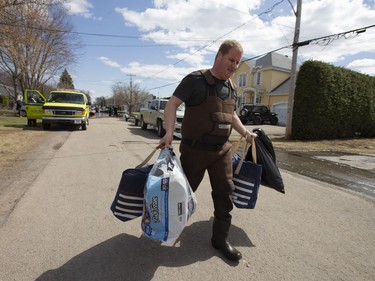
[58,69,74,89]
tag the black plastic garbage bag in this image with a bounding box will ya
[246,128,285,194]
[110,164,153,222]
[253,128,276,161]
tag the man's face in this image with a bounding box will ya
[216,47,242,79]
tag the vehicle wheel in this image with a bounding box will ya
[82,120,87,130]
[254,116,262,125]
[240,108,248,117]
[141,117,147,130]
[27,119,32,127]
[157,120,165,137]
[134,119,139,126]
[270,116,278,125]
[42,123,50,130]
[240,118,247,125]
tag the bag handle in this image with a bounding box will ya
[135,147,159,169]
[234,137,257,175]
[233,137,257,161]
[232,136,243,155]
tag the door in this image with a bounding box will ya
[272,102,287,126]
[24,90,46,120]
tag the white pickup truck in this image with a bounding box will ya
[139,98,185,138]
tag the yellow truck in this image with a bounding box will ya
[24,89,91,130]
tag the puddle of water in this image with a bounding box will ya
[314,155,375,170]
[275,150,375,199]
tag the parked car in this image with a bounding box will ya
[89,107,96,117]
[239,104,278,125]
[140,98,185,137]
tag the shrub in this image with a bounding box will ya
[291,61,375,140]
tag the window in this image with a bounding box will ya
[150,100,158,110]
[255,72,262,86]
[28,92,43,103]
[159,100,167,110]
[238,73,247,87]
[255,96,262,104]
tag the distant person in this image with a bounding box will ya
[158,39,257,261]
[15,95,23,117]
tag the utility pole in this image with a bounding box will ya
[285,0,302,139]
[127,74,135,114]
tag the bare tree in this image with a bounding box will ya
[0,0,79,99]
[0,1,64,14]
[95,96,106,108]
[79,89,92,103]
[112,82,151,114]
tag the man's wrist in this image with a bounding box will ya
[242,129,249,138]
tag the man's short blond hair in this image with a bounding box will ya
[216,39,243,58]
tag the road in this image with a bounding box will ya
[0,118,374,281]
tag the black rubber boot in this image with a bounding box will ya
[211,218,242,261]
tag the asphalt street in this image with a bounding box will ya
[0,118,374,281]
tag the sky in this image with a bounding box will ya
[60,0,375,100]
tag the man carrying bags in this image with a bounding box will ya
[159,39,257,261]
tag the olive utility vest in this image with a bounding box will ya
[181,69,236,149]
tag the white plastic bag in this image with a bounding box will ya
[141,146,197,244]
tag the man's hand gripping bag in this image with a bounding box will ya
[141,147,197,245]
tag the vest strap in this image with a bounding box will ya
[200,69,236,89]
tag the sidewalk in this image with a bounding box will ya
[0,118,374,281]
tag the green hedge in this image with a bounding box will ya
[291,60,375,140]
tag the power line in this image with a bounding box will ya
[147,81,181,91]
[241,46,290,63]
[242,24,375,63]
[295,24,375,47]
[141,0,286,84]
[3,2,372,94]
[147,23,375,93]
[0,21,140,39]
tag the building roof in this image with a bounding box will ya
[242,60,256,69]
[256,52,293,71]
[270,77,291,95]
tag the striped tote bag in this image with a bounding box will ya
[232,138,262,209]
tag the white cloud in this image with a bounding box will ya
[78,0,374,99]
[63,0,101,20]
[347,59,375,75]
[113,0,375,76]
[98,57,121,68]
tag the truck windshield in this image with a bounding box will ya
[47,92,85,104]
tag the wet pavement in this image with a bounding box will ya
[275,150,375,200]
[238,124,375,200]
